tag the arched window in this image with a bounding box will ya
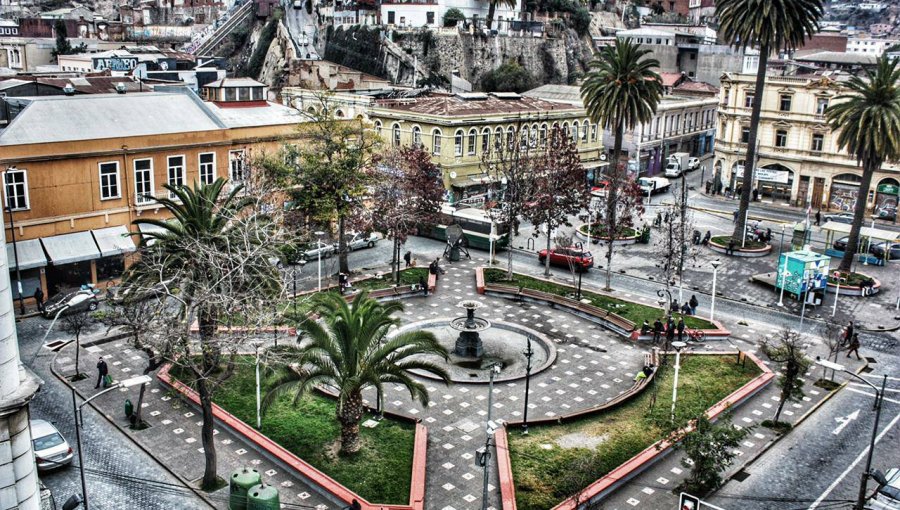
[539,124,548,147]
[412,125,422,146]
[562,122,569,138]
[520,128,528,149]
[335,109,345,118]
[432,129,442,155]
[591,123,598,142]
[482,128,491,153]
[494,127,503,151]
[530,125,538,147]
[454,129,464,157]
[392,123,401,147]
[582,120,589,143]
[468,128,477,156]
[506,126,515,150]
[572,122,579,143]
[374,120,382,135]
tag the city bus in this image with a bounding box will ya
[424,205,511,251]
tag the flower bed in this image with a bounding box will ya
[575,224,639,245]
[826,272,881,296]
[506,354,762,510]
[709,236,772,257]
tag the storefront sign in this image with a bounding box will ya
[877,183,899,195]
[92,57,138,72]
[755,167,791,184]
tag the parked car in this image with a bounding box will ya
[870,241,900,260]
[876,205,897,221]
[538,247,594,271]
[823,212,855,224]
[664,162,683,178]
[341,232,380,251]
[687,157,700,171]
[869,468,900,510]
[301,242,335,262]
[30,419,73,471]
[42,289,99,319]
[590,181,609,198]
[833,236,850,251]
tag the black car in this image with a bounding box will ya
[870,241,900,260]
[833,236,850,251]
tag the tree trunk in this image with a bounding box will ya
[603,119,624,291]
[134,383,147,427]
[486,1,496,29]
[74,333,81,378]
[507,214,515,280]
[544,220,553,277]
[392,238,400,285]
[731,45,769,242]
[774,361,796,423]
[338,390,364,454]
[838,156,879,272]
[197,377,218,489]
[338,213,349,274]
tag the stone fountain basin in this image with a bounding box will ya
[390,318,558,384]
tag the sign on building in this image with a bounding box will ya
[92,56,138,72]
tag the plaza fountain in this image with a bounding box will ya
[451,300,491,358]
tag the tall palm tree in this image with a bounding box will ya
[263,292,449,454]
[826,57,900,273]
[717,0,822,242]
[485,0,517,30]
[128,178,282,489]
[581,40,662,289]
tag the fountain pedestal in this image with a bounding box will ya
[451,301,489,358]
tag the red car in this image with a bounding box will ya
[538,247,594,271]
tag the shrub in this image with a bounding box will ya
[244,10,282,78]
[443,8,465,26]
[568,6,592,36]
[481,61,535,93]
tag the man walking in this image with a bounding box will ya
[676,317,686,342]
[732,210,738,224]
[653,318,663,344]
[33,287,44,314]
[726,239,735,256]
[815,210,821,226]
[403,251,412,268]
[843,321,855,347]
[95,357,109,389]
[847,333,862,360]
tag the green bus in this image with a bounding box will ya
[425,205,511,251]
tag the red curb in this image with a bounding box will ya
[428,272,437,293]
[475,268,485,294]
[495,428,517,510]
[157,364,426,510]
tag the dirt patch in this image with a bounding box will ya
[555,432,608,450]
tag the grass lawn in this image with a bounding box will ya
[711,235,769,250]
[827,272,875,287]
[578,224,639,239]
[484,269,715,329]
[508,355,761,509]
[170,358,415,504]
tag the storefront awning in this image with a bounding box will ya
[821,221,900,242]
[92,226,137,257]
[40,232,101,265]
[583,160,611,170]
[136,222,171,246]
[450,174,497,188]
[5,239,48,271]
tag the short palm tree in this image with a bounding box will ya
[263,292,450,454]
[717,0,822,242]
[826,57,900,272]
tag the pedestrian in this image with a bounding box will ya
[666,321,676,345]
[33,287,44,314]
[95,357,109,389]
[752,188,759,201]
[726,239,735,256]
[815,209,821,226]
[732,210,738,224]
[653,318,663,343]
[689,294,699,316]
[681,302,692,316]
[847,333,862,360]
[677,317,686,342]
[702,231,711,246]
[403,250,412,268]
[843,321,854,347]
[670,299,680,313]
[641,320,651,335]
[419,276,427,296]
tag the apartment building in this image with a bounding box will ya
[367,92,605,203]
[0,81,305,303]
[379,0,522,29]
[847,37,899,56]
[714,71,900,214]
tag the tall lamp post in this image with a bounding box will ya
[816,359,887,510]
[710,259,720,321]
[480,363,501,510]
[670,341,687,422]
[521,337,534,435]
[775,224,786,297]
[314,230,326,292]
[832,272,847,317]
[6,202,26,315]
[252,341,264,429]
[72,375,152,510]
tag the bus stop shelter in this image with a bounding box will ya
[820,221,900,263]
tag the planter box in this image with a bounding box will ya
[826,276,881,297]
[709,239,772,258]
[574,226,638,246]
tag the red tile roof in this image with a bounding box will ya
[374,94,580,116]
[673,81,719,95]
[659,72,685,87]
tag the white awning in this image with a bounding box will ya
[40,232,101,265]
[136,221,170,246]
[92,225,136,257]
[821,221,900,242]
[5,239,48,271]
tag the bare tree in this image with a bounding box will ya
[653,178,696,303]
[760,328,810,424]
[819,320,845,382]
[62,310,94,381]
[598,166,645,290]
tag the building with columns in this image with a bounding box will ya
[713,71,900,216]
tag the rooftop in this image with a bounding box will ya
[522,84,583,105]
[372,93,581,117]
[205,101,304,128]
[616,27,676,37]
[204,77,266,89]
[794,51,878,65]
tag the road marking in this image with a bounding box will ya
[808,410,900,509]
[846,387,900,405]
[832,409,859,435]
[850,383,900,394]
[860,374,900,382]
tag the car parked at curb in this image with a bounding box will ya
[538,247,594,271]
[823,212,855,224]
[869,468,900,510]
[31,419,73,471]
[341,232,380,251]
[870,241,900,260]
[42,289,99,319]
[833,236,850,251]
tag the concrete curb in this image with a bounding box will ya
[48,345,218,510]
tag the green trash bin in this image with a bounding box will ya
[247,483,280,510]
[229,468,262,510]
[124,399,133,418]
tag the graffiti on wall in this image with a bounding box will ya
[93,57,138,71]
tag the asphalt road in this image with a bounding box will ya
[281,0,320,59]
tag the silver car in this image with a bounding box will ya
[31,419,73,471]
[342,232,380,251]
[823,212,855,224]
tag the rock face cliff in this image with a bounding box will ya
[325,24,595,90]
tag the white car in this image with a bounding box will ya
[687,157,700,170]
[870,468,900,510]
[342,232,380,251]
[664,162,683,178]
[31,419,73,471]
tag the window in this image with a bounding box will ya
[775,129,788,147]
[723,90,730,106]
[468,129,477,155]
[741,127,750,144]
[412,126,422,146]
[454,129,464,156]
[572,122,579,143]
[520,128,528,149]
[3,168,29,210]
[744,92,754,108]
[506,126,515,149]
[387,11,395,23]
[199,153,215,185]
[481,128,490,153]
[432,129,442,155]
[494,127,503,151]
[591,123,598,142]
[392,124,401,147]
[426,11,434,24]
[167,156,185,198]
[229,150,246,182]
[99,162,120,200]
[374,120,382,135]
[562,122,569,139]
[134,159,154,204]
[582,120,589,143]
[779,94,792,112]
[816,98,829,115]
[811,133,824,152]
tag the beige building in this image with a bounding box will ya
[714,71,900,216]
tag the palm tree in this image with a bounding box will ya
[717,0,822,242]
[263,292,449,454]
[128,178,282,489]
[826,57,900,273]
[581,40,662,289]
[485,0,517,30]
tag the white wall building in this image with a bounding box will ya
[379,0,521,29]
[616,27,676,46]
[847,37,898,56]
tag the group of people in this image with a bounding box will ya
[641,315,687,344]
[670,295,700,316]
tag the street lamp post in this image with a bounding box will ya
[252,341,264,429]
[481,363,501,510]
[6,203,26,315]
[816,359,887,510]
[670,341,687,422]
[522,337,534,435]
[832,272,847,317]
[799,274,811,330]
[314,230,326,292]
[72,375,152,510]
[775,224,786,297]
[710,260,720,321]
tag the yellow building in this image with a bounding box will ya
[367,92,607,203]
[714,71,900,216]
[0,82,307,303]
